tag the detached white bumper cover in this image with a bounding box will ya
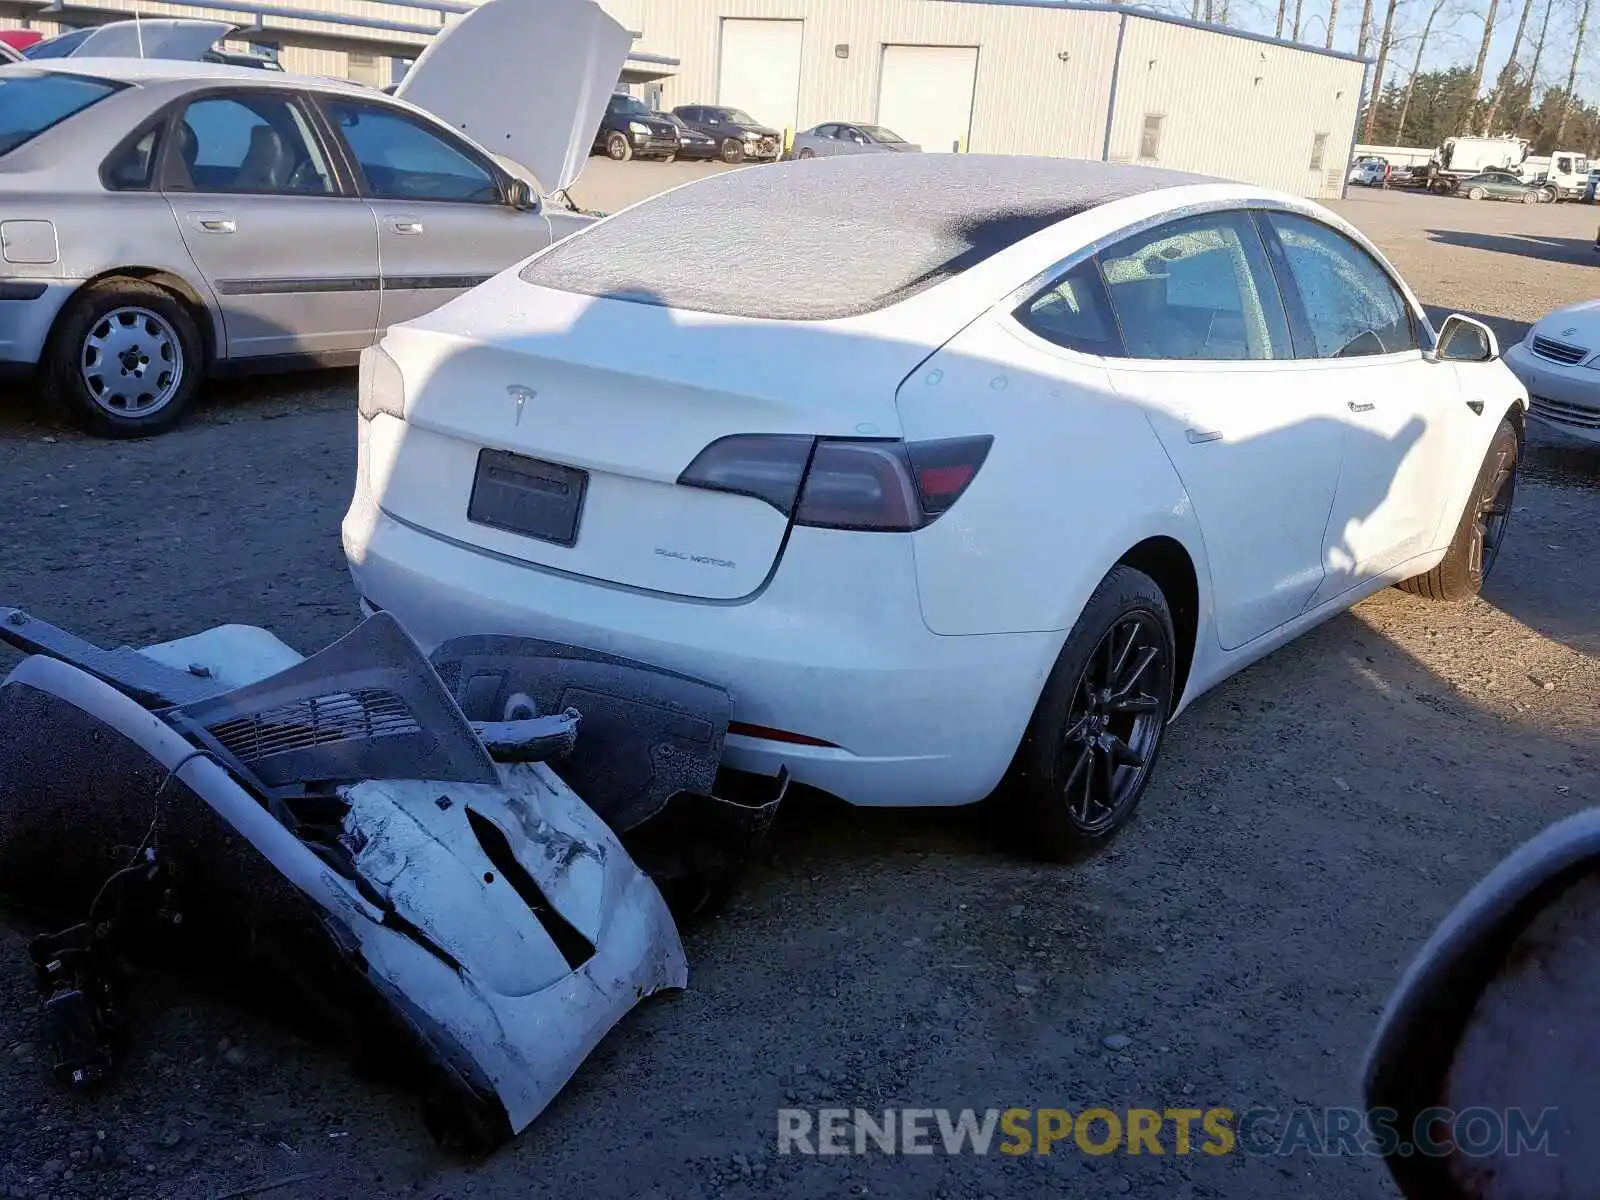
[0,612,687,1148]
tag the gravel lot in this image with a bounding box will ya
[1,171,1597,1200]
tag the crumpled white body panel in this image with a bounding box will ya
[129,623,689,1135]
[344,767,686,1131]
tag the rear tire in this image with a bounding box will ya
[1397,419,1519,602]
[1468,186,1486,200]
[606,132,632,162]
[45,277,203,439]
[1001,566,1176,861]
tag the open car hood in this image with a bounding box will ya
[68,19,238,60]
[395,0,631,195]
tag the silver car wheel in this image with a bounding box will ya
[80,306,184,417]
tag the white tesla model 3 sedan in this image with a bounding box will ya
[343,154,1527,858]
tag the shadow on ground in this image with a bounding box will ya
[1426,228,1599,266]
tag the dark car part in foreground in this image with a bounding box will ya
[1365,808,1600,1199]
[670,104,782,163]
[0,607,785,1152]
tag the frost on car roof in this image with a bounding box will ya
[520,154,1220,320]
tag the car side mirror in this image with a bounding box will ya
[1364,808,1600,1199]
[504,177,538,212]
[1431,314,1498,363]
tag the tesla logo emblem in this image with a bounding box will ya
[1562,326,1579,337]
[507,385,537,425]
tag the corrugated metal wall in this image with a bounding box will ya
[609,0,1122,162]
[613,0,1363,199]
[1106,16,1364,197]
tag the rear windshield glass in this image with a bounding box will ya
[520,155,1212,320]
[0,72,121,155]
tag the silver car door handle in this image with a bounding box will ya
[1348,400,1376,412]
[198,218,236,234]
[1185,428,1224,444]
[390,219,424,235]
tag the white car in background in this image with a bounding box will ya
[1503,302,1600,444]
[343,154,1527,859]
[1348,157,1387,186]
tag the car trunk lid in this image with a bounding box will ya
[394,0,631,194]
[371,281,937,601]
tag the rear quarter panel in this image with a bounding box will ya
[896,311,1214,640]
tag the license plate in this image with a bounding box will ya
[467,450,587,547]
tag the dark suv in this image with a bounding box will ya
[670,105,782,163]
[593,93,680,162]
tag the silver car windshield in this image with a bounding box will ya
[0,71,121,155]
[858,125,904,143]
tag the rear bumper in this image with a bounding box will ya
[343,488,1059,809]
[1503,340,1600,444]
[0,280,74,366]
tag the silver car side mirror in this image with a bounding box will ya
[1430,313,1499,363]
[1364,808,1600,1199]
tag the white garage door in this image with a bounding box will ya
[877,45,978,154]
[718,18,803,132]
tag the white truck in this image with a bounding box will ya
[1518,150,1592,201]
[1424,135,1531,193]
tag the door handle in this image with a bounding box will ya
[1185,428,1224,444]
[1348,400,1376,412]
[196,217,236,234]
[390,219,424,235]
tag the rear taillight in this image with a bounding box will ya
[677,434,814,514]
[677,434,992,532]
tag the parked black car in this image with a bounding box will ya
[660,112,718,161]
[670,105,782,163]
[593,93,680,162]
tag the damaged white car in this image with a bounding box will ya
[0,606,783,1149]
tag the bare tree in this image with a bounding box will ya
[1192,0,1203,19]
[1481,0,1532,133]
[1357,0,1376,56]
[1524,0,1554,101]
[1459,0,1503,132]
[1326,0,1342,46]
[1555,0,1592,142]
[1277,0,1289,34]
[1362,0,1403,139]
[1396,0,1448,140]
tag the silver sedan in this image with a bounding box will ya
[0,2,627,438]
[790,123,920,159]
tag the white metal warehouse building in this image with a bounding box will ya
[1,0,1368,199]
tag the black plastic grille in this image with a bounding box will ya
[206,689,420,766]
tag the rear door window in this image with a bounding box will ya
[173,93,335,195]
[1014,258,1124,357]
[1097,210,1292,361]
[0,71,121,155]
